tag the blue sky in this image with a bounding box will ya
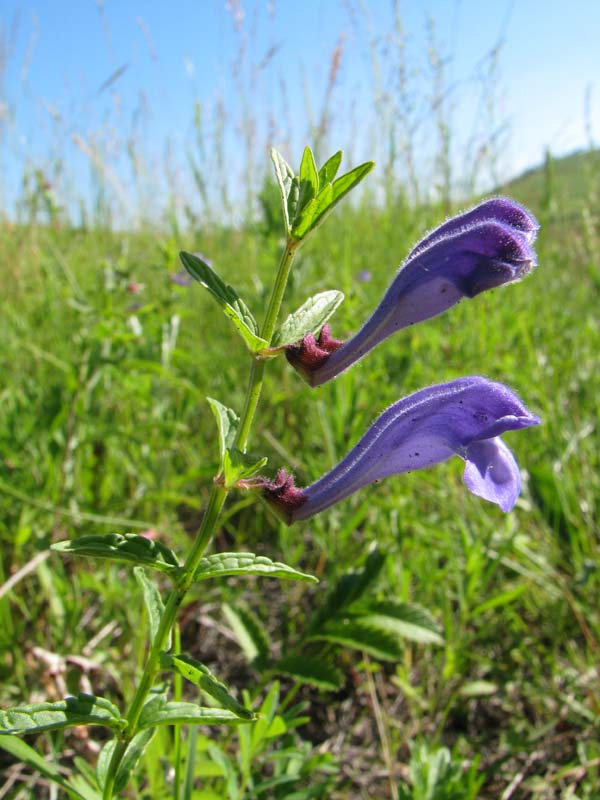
[1,0,598,221]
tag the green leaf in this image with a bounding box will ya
[179,252,268,353]
[358,601,444,645]
[65,776,101,800]
[0,694,126,735]
[297,146,318,212]
[160,653,254,720]
[138,698,249,730]
[194,552,317,583]
[276,655,343,691]
[0,735,88,800]
[134,567,169,648]
[66,759,101,800]
[286,175,301,229]
[96,741,116,793]
[291,160,374,239]
[246,685,287,763]
[251,774,299,796]
[291,183,333,239]
[222,448,268,488]
[73,756,98,789]
[310,547,385,631]
[470,584,528,617]
[272,290,344,347]
[97,729,156,794]
[250,682,280,753]
[310,620,403,661]
[318,150,343,188]
[332,161,375,204]
[270,148,294,233]
[182,725,200,797]
[264,715,286,738]
[51,533,180,574]
[207,398,239,463]
[206,744,240,797]
[222,603,270,667]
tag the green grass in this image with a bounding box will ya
[1,164,599,798]
[500,147,600,223]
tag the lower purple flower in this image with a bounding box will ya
[262,377,539,523]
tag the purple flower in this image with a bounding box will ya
[406,197,539,258]
[286,198,539,386]
[170,269,194,287]
[262,377,540,523]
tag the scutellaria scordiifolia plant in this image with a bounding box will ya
[0,146,539,799]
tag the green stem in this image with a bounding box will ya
[261,239,299,343]
[235,360,265,453]
[235,239,298,452]
[173,626,182,800]
[102,488,227,799]
[102,237,300,799]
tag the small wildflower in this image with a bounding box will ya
[170,269,193,287]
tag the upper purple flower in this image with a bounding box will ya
[262,377,540,523]
[286,198,539,386]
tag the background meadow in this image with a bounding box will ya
[1,2,599,798]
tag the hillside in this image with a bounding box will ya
[499,147,600,220]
